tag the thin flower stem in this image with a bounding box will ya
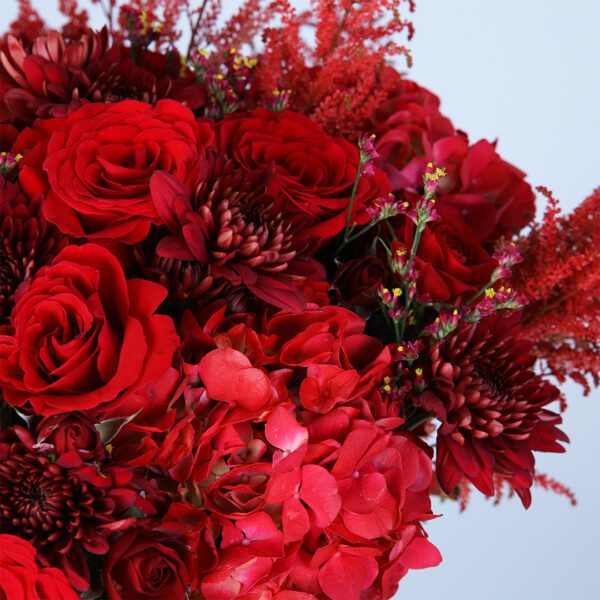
[342,158,366,242]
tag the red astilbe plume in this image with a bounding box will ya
[4,0,46,47]
[250,0,415,137]
[512,187,600,394]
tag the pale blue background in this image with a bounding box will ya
[2,2,598,598]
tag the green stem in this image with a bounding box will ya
[465,276,498,306]
[342,158,366,243]
[397,220,425,342]
[403,410,433,431]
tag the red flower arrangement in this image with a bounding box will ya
[0,1,596,598]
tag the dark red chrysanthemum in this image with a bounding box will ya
[419,314,568,507]
[0,178,65,324]
[0,28,110,123]
[0,427,134,591]
[0,28,204,125]
[150,151,316,311]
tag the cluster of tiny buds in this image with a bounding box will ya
[400,162,446,226]
[0,151,23,174]
[121,6,163,48]
[379,285,404,320]
[394,340,423,363]
[472,286,527,319]
[358,133,379,177]
[270,89,292,112]
[366,193,404,221]
[424,309,460,340]
[189,47,259,118]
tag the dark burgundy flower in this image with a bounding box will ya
[35,412,102,460]
[150,151,315,311]
[0,29,205,125]
[0,28,111,124]
[0,427,135,590]
[0,178,65,324]
[332,256,386,310]
[420,314,568,507]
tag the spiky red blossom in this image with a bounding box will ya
[420,313,568,508]
[512,187,600,394]
[0,426,137,591]
[0,178,65,324]
[149,151,316,310]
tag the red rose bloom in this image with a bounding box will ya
[0,243,179,416]
[332,256,386,309]
[42,99,214,243]
[394,217,498,304]
[0,534,79,600]
[370,77,455,191]
[433,136,536,244]
[216,108,391,238]
[420,314,568,507]
[103,528,192,600]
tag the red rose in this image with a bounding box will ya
[103,528,192,600]
[332,256,386,309]
[42,99,214,243]
[0,243,179,416]
[215,108,391,238]
[433,136,536,243]
[394,217,497,304]
[0,534,79,600]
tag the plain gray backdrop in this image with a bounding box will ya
[1,1,598,598]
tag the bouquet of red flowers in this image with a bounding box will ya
[1,1,598,598]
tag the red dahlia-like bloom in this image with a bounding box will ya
[0,28,204,125]
[215,108,391,239]
[0,534,79,600]
[150,151,313,311]
[420,314,568,507]
[0,28,110,123]
[0,427,134,591]
[0,178,65,323]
